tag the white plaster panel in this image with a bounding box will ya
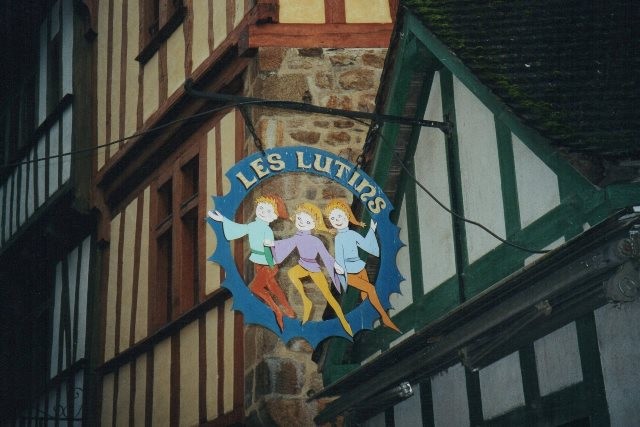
[27,148,36,217]
[4,177,11,240]
[135,188,150,343]
[49,122,60,196]
[211,1,227,50]
[512,135,559,228]
[279,0,325,23]
[205,309,219,420]
[453,77,505,263]
[432,363,470,427]
[166,27,186,96]
[415,72,457,293]
[534,322,583,396]
[142,54,160,122]
[394,383,423,426]
[19,162,27,226]
[594,301,640,427]
[134,355,147,427]
[116,364,131,426]
[479,352,525,419]
[50,263,63,378]
[101,373,115,427]
[110,0,123,146]
[51,1,61,38]
[76,236,91,358]
[191,0,210,69]
[38,22,48,125]
[234,0,245,26]
[61,106,72,183]
[11,174,17,234]
[96,0,109,168]
[152,339,172,427]
[345,0,391,23]
[67,245,79,365]
[223,299,235,413]
[0,186,4,243]
[124,0,140,140]
[37,136,47,207]
[61,0,73,95]
[390,198,412,315]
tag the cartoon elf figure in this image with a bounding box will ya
[268,202,354,336]
[208,195,295,330]
[325,199,400,333]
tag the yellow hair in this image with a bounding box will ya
[295,202,330,233]
[324,199,364,227]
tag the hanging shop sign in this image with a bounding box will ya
[207,146,403,347]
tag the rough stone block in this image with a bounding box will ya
[326,131,352,145]
[339,69,375,90]
[259,47,287,72]
[315,71,334,89]
[290,131,321,145]
[333,120,354,129]
[325,95,353,111]
[258,74,310,103]
[362,51,386,68]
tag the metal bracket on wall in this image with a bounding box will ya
[183,79,452,135]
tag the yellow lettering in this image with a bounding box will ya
[250,158,270,178]
[296,151,312,169]
[368,197,387,214]
[313,154,333,173]
[267,153,285,171]
[347,170,361,186]
[236,171,257,189]
[355,179,376,201]
[334,160,351,179]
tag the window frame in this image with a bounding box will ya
[150,143,202,331]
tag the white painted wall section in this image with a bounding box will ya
[479,352,525,419]
[431,363,470,427]
[453,77,505,263]
[512,135,560,228]
[393,383,423,426]
[415,72,456,293]
[534,321,583,396]
[390,198,412,315]
[594,301,640,426]
[61,0,74,95]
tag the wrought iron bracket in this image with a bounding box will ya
[183,79,452,135]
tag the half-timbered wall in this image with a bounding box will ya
[353,12,640,425]
[0,0,74,251]
[95,0,252,170]
[362,301,640,426]
[100,111,243,425]
[9,236,93,426]
[369,56,596,354]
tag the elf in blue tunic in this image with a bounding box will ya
[208,195,294,330]
[325,199,400,332]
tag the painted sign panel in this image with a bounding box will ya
[207,147,403,347]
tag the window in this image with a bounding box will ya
[151,149,201,330]
[137,0,186,64]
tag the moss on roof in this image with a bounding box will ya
[402,0,639,157]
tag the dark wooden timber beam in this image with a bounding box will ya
[249,23,393,48]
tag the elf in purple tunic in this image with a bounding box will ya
[267,202,353,336]
[325,199,400,333]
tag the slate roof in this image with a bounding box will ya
[402,0,639,158]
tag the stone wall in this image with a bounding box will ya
[242,47,387,426]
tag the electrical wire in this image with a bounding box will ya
[2,94,549,254]
[0,100,264,171]
[352,117,550,255]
